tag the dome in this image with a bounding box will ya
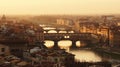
[1,15,6,21]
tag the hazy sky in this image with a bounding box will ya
[0,0,120,15]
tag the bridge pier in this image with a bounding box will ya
[71,40,77,48]
[44,30,49,33]
[66,31,69,33]
[44,33,95,48]
[55,30,59,33]
[80,40,92,47]
[53,40,59,49]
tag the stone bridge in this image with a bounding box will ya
[44,33,99,48]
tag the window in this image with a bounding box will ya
[1,48,5,52]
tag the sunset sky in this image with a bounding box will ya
[0,0,120,15]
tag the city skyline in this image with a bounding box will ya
[0,0,120,15]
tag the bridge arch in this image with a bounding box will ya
[48,30,57,33]
[76,41,81,47]
[44,33,95,48]
[68,31,74,33]
[44,31,47,33]
[58,40,72,50]
[44,30,75,33]
[58,40,72,47]
[59,31,67,33]
[44,40,54,48]
[76,41,87,47]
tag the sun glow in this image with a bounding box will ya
[0,0,120,15]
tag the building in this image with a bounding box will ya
[0,15,44,57]
[0,44,10,55]
[79,22,99,34]
[26,24,44,46]
[0,15,16,25]
[74,18,99,33]
[23,46,75,67]
[111,26,120,48]
[0,15,7,23]
[56,18,74,27]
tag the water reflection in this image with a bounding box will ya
[68,31,74,33]
[69,50,102,62]
[59,31,67,33]
[48,30,57,33]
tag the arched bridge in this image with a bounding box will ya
[44,33,99,48]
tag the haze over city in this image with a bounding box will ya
[0,0,120,67]
[0,0,120,15]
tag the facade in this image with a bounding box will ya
[74,19,99,34]
[74,19,112,39]
[111,26,120,48]
[79,22,99,34]
[74,21,80,33]
[56,18,74,27]
[0,44,10,55]
[34,25,44,42]
[26,24,44,45]
[73,18,98,33]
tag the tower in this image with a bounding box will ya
[1,14,6,22]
